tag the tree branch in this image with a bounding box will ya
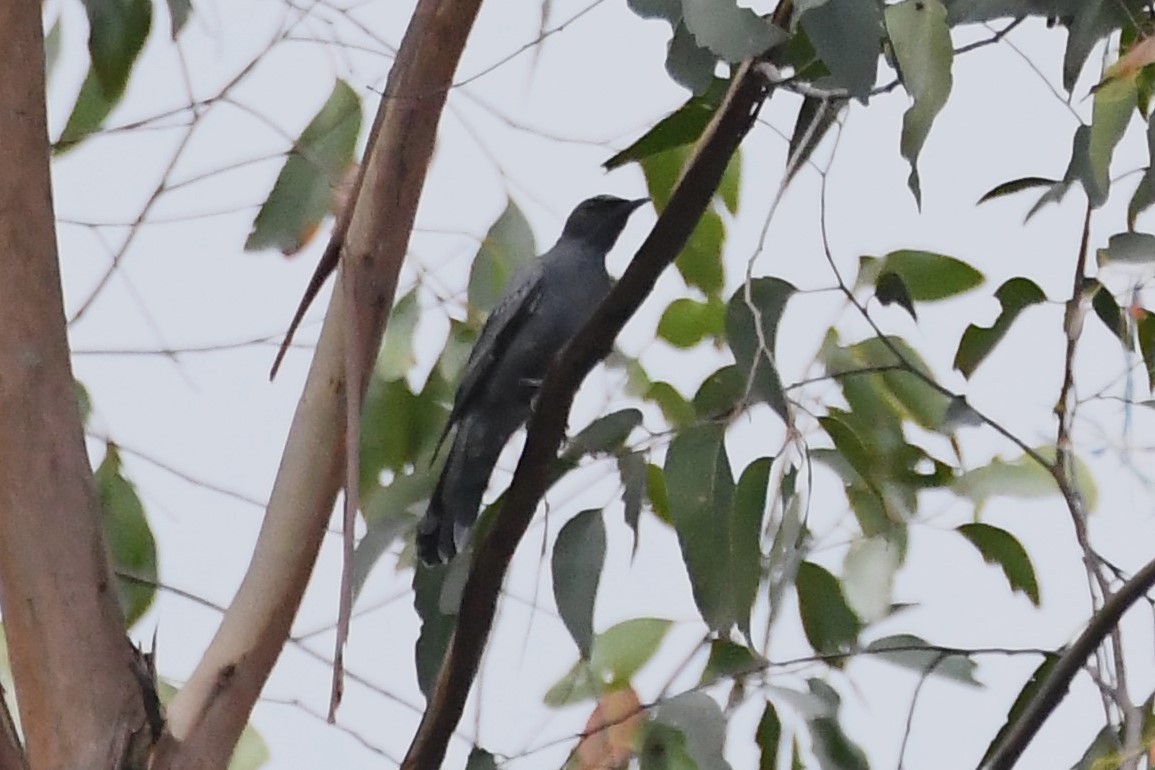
[982,554,1155,770]
[156,0,484,764]
[0,4,149,765]
[400,1,794,760]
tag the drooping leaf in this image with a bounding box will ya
[808,716,870,770]
[682,0,785,62]
[866,633,981,686]
[95,444,157,628]
[798,0,883,101]
[552,510,607,657]
[44,16,63,81]
[1128,116,1155,229]
[875,272,917,320]
[562,409,643,463]
[841,536,900,623]
[412,564,455,698]
[1085,74,1138,209]
[1026,125,1095,218]
[957,523,1041,605]
[618,451,647,553]
[784,95,848,189]
[665,423,737,632]
[1138,309,1155,390]
[647,463,671,523]
[544,659,601,707]
[978,176,1059,204]
[885,0,953,205]
[652,692,732,770]
[725,277,797,421]
[953,277,1046,378]
[756,701,782,770]
[166,0,192,37]
[692,364,745,420]
[731,457,772,639]
[82,0,152,99]
[360,373,446,486]
[856,249,984,301]
[467,198,536,314]
[666,21,718,96]
[57,68,122,152]
[796,561,862,659]
[605,84,725,169]
[1090,279,1127,345]
[245,80,362,254]
[464,748,499,770]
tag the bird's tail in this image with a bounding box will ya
[416,412,516,565]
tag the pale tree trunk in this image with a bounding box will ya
[0,2,150,767]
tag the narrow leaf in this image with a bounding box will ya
[552,510,607,657]
[953,277,1046,378]
[957,523,1041,605]
[725,277,796,421]
[796,561,862,658]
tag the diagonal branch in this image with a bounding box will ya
[154,0,484,765]
[399,3,795,759]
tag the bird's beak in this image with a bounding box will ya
[628,197,649,213]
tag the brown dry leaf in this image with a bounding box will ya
[575,687,645,769]
[1104,35,1155,82]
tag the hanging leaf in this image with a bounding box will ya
[885,0,953,205]
[798,0,883,101]
[666,21,718,96]
[957,523,1041,605]
[639,722,699,770]
[552,510,607,657]
[693,364,745,420]
[700,639,764,685]
[618,452,647,554]
[591,618,673,687]
[953,277,1046,378]
[467,199,537,315]
[875,272,917,320]
[732,457,772,639]
[681,0,785,62]
[95,444,157,628]
[245,80,362,255]
[756,701,782,770]
[604,83,726,169]
[1138,309,1155,390]
[376,291,421,381]
[562,409,643,464]
[951,445,1098,513]
[1097,231,1155,266]
[856,249,984,301]
[725,278,797,421]
[978,176,1059,205]
[574,687,646,770]
[796,561,862,659]
[657,297,726,348]
[652,692,732,770]
[866,633,981,686]
[647,382,696,429]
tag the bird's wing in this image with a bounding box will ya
[431,268,545,458]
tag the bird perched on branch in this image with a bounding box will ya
[416,194,648,565]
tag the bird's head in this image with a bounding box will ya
[560,194,649,251]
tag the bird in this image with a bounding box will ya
[416,194,648,565]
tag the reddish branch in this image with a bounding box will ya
[399,3,793,759]
[155,0,484,765]
[0,3,150,766]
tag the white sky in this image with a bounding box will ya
[40,0,1155,767]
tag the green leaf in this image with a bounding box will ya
[658,297,726,348]
[228,722,270,770]
[75,379,93,426]
[700,639,763,685]
[640,722,699,770]
[957,523,1041,605]
[757,701,782,770]
[166,0,191,37]
[875,272,917,320]
[977,653,1061,767]
[866,633,981,686]
[732,457,771,639]
[245,80,362,254]
[665,424,738,632]
[1087,75,1138,209]
[1090,280,1127,345]
[591,618,673,686]
[83,0,152,98]
[1061,1,1148,93]
[951,445,1098,513]
[543,659,600,707]
[95,445,157,628]
[1128,116,1155,229]
[552,510,606,657]
[856,249,984,301]
[618,452,647,554]
[953,277,1046,378]
[841,536,900,623]
[1097,231,1155,265]
[885,0,953,205]
[562,409,643,463]
[692,364,745,420]
[376,291,421,380]
[604,87,724,169]
[1026,126,1094,218]
[467,199,536,315]
[57,68,120,152]
[647,381,696,429]
[626,0,680,25]
[413,564,455,699]
[784,95,848,189]
[725,277,796,421]
[45,16,63,82]
[1138,310,1155,390]
[666,21,718,96]
[796,561,862,658]
[462,748,498,770]
[798,0,882,101]
[652,692,731,770]
[647,463,671,524]
[978,176,1059,205]
[352,489,421,602]
[809,716,870,770]
[360,374,446,486]
[682,0,785,62]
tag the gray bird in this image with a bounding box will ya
[416,194,648,565]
